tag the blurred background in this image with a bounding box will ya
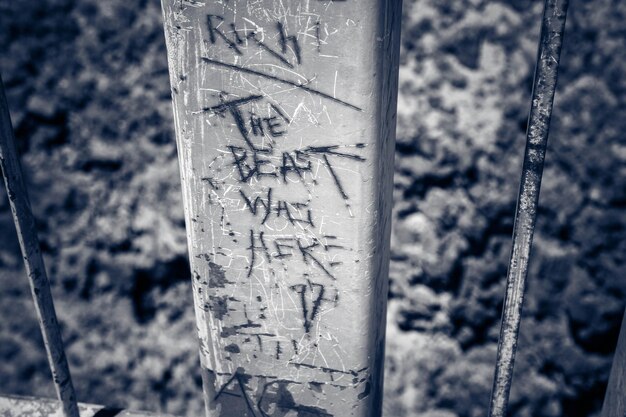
[0,0,625,416]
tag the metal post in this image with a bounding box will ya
[487,1,569,416]
[600,309,626,417]
[0,75,79,417]
[160,1,402,416]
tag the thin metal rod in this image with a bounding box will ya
[487,1,569,416]
[600,309,626,417]
[0,74,80,417]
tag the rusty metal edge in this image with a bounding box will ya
[0,394,179,417]
[487,0,569,416]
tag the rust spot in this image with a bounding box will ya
[208,295,229,320]
[225,343,240,353]
[208,261,229,288]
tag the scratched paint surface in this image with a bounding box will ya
[161,1,400,416]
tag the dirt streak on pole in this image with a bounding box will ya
[487,1,569,416]
[161,1,402,416]
[0,75,80,417]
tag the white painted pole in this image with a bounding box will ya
[161,1,401,416]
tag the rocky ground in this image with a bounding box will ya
[0,1,625,416]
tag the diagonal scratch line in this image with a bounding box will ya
[201,57,362,111]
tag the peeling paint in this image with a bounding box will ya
[258,381,334,417]
[207,261,228,288]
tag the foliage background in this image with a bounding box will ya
[0,1,625,416]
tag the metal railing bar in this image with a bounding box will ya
[487,0,569,416]
[0,74,80,417]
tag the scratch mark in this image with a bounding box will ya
[201,58,361,111]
